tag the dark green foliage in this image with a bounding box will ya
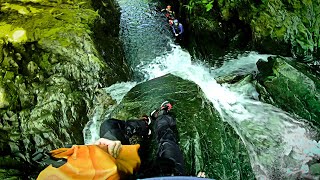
[180,0,320,60]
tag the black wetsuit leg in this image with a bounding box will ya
[100,118,149,145]
[100,118,129,144]
[154,114,185,176]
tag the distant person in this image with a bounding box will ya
[161,5,175,25]
[172,19,184,38]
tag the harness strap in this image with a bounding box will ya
[32,149,67,168]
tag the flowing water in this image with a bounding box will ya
[84,0,320,179]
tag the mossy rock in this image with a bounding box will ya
[180,0,320,59]
[256,56,320,128]
[0,86,9,109]
[0,0,130,178]
[110,74,254,179]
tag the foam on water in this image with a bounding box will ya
[137,44,320,179]
[83,82,137,144]
[83,0,320,177]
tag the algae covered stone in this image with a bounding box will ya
[0,87,9,109]
[0,0,130,178]
[256,56,320,128]
[110,74,254,179]
[181,0,320,60]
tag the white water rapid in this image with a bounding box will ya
[83,82,137,144]
[138,44,320,179]
[86,43,320,179]
[83,0,320,178]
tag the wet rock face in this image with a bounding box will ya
[0,0,130,178]
[111,74,254,179]
[256,56,320,128]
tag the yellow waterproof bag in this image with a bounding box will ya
[37,144,140,180]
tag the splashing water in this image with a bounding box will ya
[211,51,271,78]
[105,82,137,104]
[83,0,320,178]
[83,82,137,144]
[138,44,320,179]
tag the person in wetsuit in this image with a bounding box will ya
[171,19,184,39]
[98,101,185,177]
[161,5,175,25]
[35,101,207,179]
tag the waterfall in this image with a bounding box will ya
[84,0,320,178]
[83,82,137,144]
[137,44,320,179]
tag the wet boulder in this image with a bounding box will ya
[180,0,320,60]
[255,56,320,128]
[111,74,254,179]
[0,0,130,178]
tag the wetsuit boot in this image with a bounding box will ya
[152,101,185,175]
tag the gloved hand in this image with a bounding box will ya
[94,138,122,158]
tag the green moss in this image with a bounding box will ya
[0,23,27,44]
[38,53,53,73]
[0,0,130,177]
[310,163,320,175]
[4,71,14,81]
[0,87,9,109]
[10,29,27,43]
[1,3,30,15]
[257,56,320,128]
[0,168,22,180]
[182,0,320,58]
[249,0,320,57]
[19,0,43,3]
[221,8,230,20]
[0,23,13,38]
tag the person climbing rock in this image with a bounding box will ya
[161,5,175,25]
[35,101,208,179]
[99,116,151,145]
[99,101,185,176]
[149,101,185,176]
[172,19,184,38]
[35,117,150,180]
